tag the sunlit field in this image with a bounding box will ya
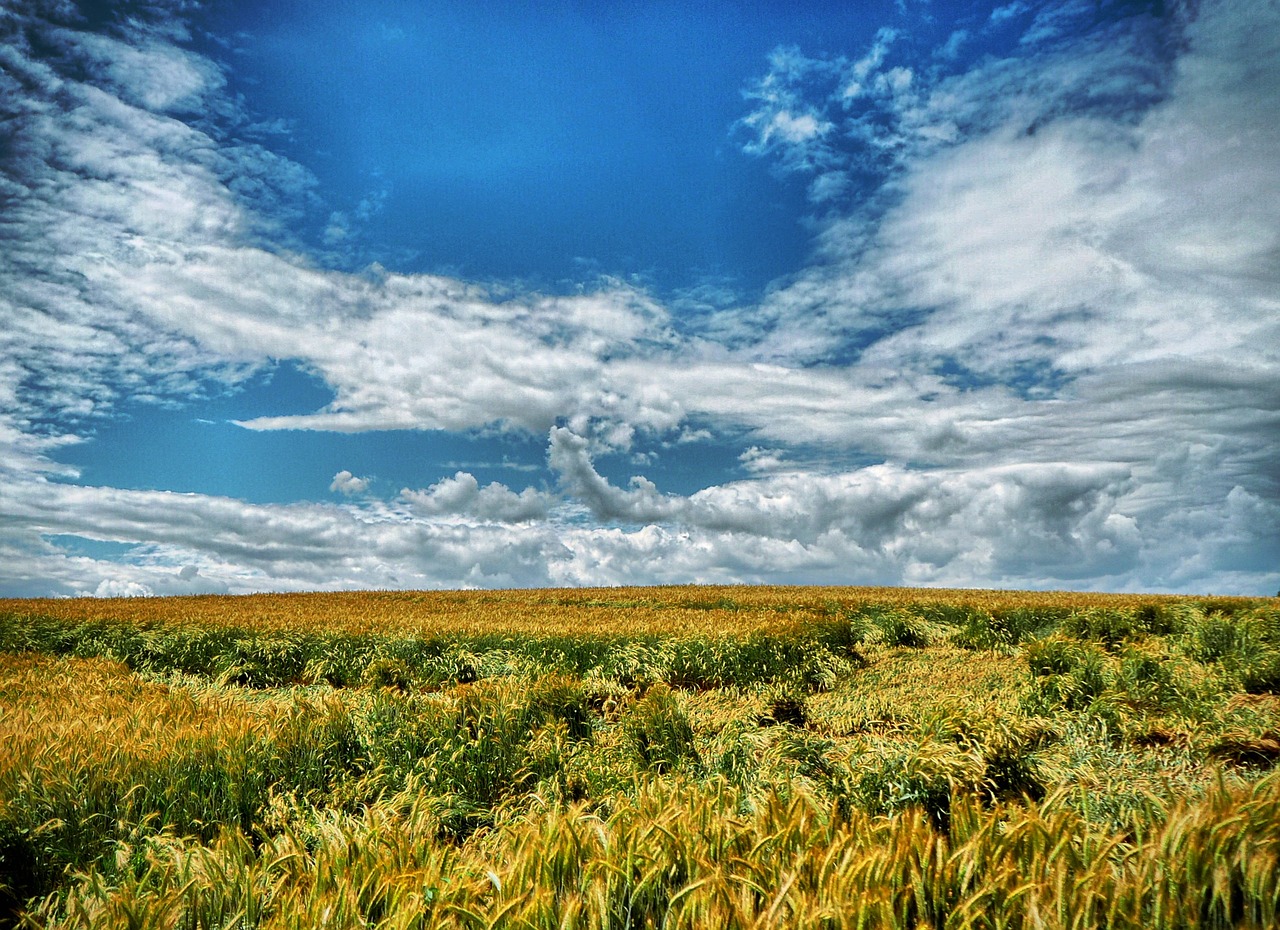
[2,586,1278,928]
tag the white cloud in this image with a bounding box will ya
[841,27,898,101]
[716,1,1277,449]
[738,46,843,176]
[0,4,678,444]
[330,470,370,495]
[0,0,1275,596]
[400,472,553,523]
[738,446,790,475]
[761,110,827,145]
[0,423,1269,595]
[64,29,223,113]
[323,212,351,245]
[548,426,1142,581]
[988,3,1028,26]
[0,479,572,594]
[94,578,155,598]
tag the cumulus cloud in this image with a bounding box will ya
[549,428,682,524]
[0,443,1147,596]
[0,479,573,594]
[330,470,370,495]
[548,426,1141,582]
[0,422,1270,595]
[94,578,155,598]
[738,446,791,475]
[400,472,553,523]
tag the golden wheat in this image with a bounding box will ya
[1,584,1253,639]
[2,587,1277,929]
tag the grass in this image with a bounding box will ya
[0,586,1276,928]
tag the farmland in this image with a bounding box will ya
[1,586,1278,929]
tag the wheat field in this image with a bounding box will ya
[2,586,1277,928]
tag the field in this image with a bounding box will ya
[2,585,1279,929]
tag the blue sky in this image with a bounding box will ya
[1,0,1277,597]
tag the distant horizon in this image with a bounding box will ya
[2,0,1277,598]
[3,581,1271,603]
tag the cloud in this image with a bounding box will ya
[0,0,1275,596]
[330,470,370,495]
[738,446,791,475]
[741,2,1175,201]
[222,276,677,436]
[841,27,898,101]
[0,478,573,594]
[548,426,1141,581]
[94,578,155,598]
[737,46,842,176]
[400,472,553,523]
[63,28,224,113]
[988,3,1028,27]
[715,1,1278,466]
[1,2,678,446]
[761,110,828,146]
[0,450,1143,595]
[0,420,1270,595]
[548,427,681,523]
[937,30,969,61]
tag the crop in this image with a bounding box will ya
[0,587,1276,928]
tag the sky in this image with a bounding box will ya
[1,0,1277,598]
